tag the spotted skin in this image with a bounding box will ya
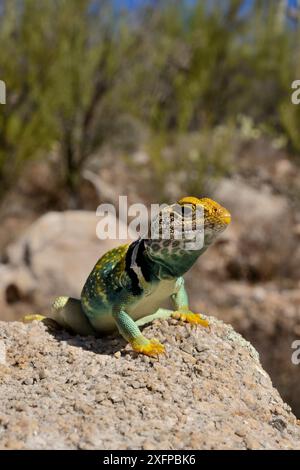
[81,244,130,319]
[23,197,231,356]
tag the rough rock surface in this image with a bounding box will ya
[0,317,299,450]
[189,279,300,417]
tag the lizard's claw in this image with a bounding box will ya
[23,314,46,323]
[172,311,209,328]
[131,337,165,356]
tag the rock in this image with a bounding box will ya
[214,178,289,224]
[188,279,300,417]
[212,179,295,281]
[1,211,130,316]
[0,317,299,449]
[0,265,37,320]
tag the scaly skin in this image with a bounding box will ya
[24,197,231,356]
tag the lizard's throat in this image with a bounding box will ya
[145,244,207,280]
[127,238,207,285]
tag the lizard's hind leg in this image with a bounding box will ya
[49,296,96,336]
[23,297,95,336]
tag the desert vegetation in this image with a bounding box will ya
[0,0,299,203]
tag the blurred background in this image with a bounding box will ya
[1,0,300,415]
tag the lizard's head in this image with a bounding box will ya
[143,196,231,278]
[177,196,231,244]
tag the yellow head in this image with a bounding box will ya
[146,196,231,254]
[178,196,231,230]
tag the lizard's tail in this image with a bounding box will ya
[23,296,95,336]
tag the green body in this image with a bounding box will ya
[49,239,203,348]
[47,197,231,354]
[81,240,198,335]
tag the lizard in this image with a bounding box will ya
[24,197,231,356]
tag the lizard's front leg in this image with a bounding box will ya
[112,307,165,357]
[171,277,209,328]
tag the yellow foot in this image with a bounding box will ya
[131,337,165,357]
[172,310,209,328]
[23,314,46,323]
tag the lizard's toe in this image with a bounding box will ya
[131,337,165,356]
[186,313,209,327]
[172,311,209,328]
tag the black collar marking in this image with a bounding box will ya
[134,238,152,282]
[125,240,143,296]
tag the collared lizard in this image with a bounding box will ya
[24,197,231,356]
